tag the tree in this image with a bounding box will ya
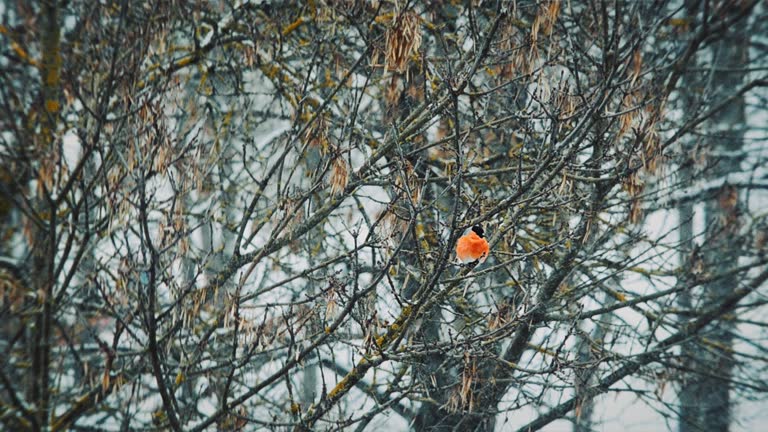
[677,2,763,431]
[1,1,767,431]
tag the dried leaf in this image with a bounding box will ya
[385,12,422,73]
[329,157,348,196]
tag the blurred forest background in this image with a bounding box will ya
[2,0,768,431]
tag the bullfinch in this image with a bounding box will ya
[455,225,490,264]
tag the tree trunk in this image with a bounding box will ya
[680,9,749,432]
[29,1,62,429]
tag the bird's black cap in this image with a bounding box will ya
[471,225,485,238]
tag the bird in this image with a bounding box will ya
[455,225,490,264]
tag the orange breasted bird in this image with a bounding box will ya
[456,225,490,264]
